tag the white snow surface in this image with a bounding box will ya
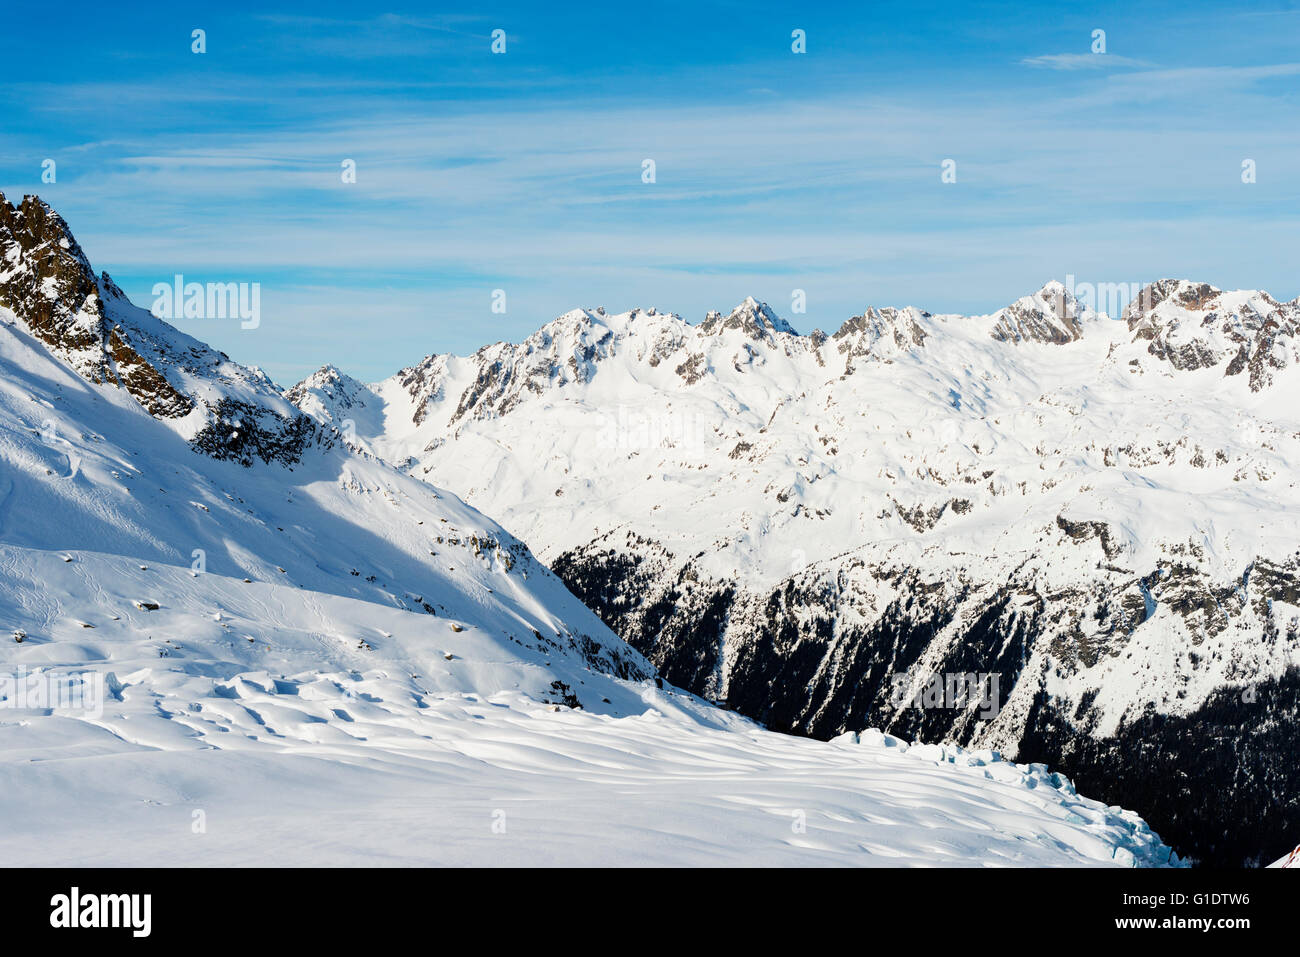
[0,294,1180,867]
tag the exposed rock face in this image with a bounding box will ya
[990,281,1085,344]
[554,536,1300,867]
[1124,279,1300,391]
[0,194,192,417]
[190,396,319,468]
[443,310,624,424]
[0,193,316,466]
[1018,670,1300,869]
[700,296,799,339]
[832,307,929,373]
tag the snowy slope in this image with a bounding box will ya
[0,194,1180,867]
[1270,845,1299,868]
[0,313,640,682]
[289,283,1300,866]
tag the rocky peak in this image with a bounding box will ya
[285,363,367,412]
[0,192,116,385]
[700,297,799,339]
[1122,279,1298,391]
[830,305,929,372]
[0,194,317,465]
[989,280,1087,345]
[99,271,130,303]
[1122,279,1222,324]
[444,309,618,426]
[0,193,93,273]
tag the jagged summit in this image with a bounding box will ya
[1117,278,1300,391]
[0,192,140,393]
[700,296,800,338]
[0,193,319,466]
[295,280,1296,412]
[285,362,367,407]
[291,274,1299,451]
[1124,279,1224,320]
[989,280,1091,345]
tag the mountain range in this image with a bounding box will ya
[288,271,1300,866]
[2,191,1290,865]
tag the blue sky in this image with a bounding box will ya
[3,0,1299,384]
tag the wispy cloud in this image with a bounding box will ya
[4,1,1299,383]
[1021,53,1148,70]
[248,12,493,58]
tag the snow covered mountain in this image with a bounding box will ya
[0,194,314,466]
[290,281,1300,866]
[0,192,1179,867]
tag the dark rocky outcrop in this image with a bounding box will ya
[553,536,1300,867]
